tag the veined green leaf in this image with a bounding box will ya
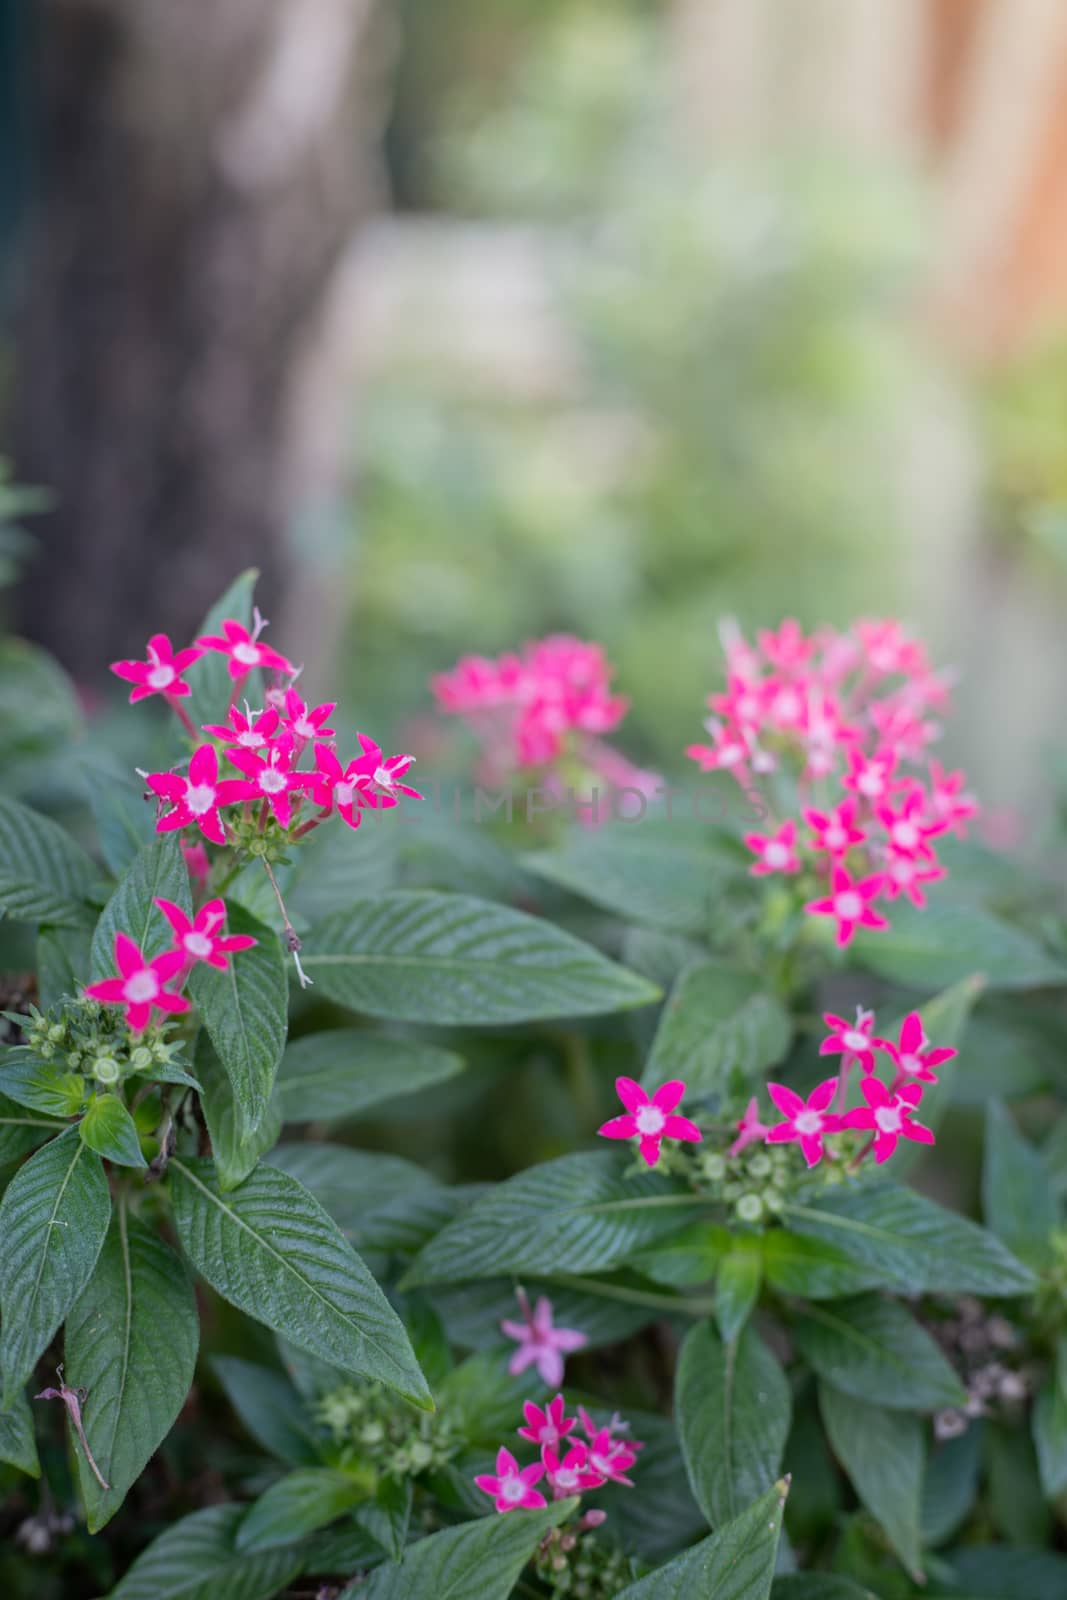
[617,1479,788,1600]
[196,1033,281,1192]
[102,1501,304,1600]
[275,1029,464,1124]
[0,794,97,927]
[715,1248,763,1344]
[189,904,287,1138]
[37,924,93,1009]
[0,1388,39,1477]
[0,1088,63,1165]
[89,834,192,980]
[922,1423,982,1547]
[1034,1337,1067,1499]
[236,1467,372,1551]
[0,1050,85,1119]
[349,1499,575,1600]
[818,1385,923,1579]
[80,755,157,878]
[949,1544,1067,1598]
[211,1356,320,1467]
[983,1100,1059,1267]
[851,902,1066,991]
[759,1230,883,1300]
[793,1294,966,1411]
[79,1094,146,1169]
[642,961,791,1097]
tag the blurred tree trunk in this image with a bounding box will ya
[10,0,388,681]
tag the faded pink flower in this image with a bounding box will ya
[518,1395,575,1451]
[597,1077,702,1168]
[766,1078,842,1167]
[474,1447,547,1514]
[147,744,249,847]
[181,840,211,889]
[743,818,800,876]
[542,1443,603,1499]
[805,865,888,947]
[928,760,978,836]
[298,736,419,829]
[820,1007,878,1075]
[840,1077,935,1163]
[155,897,257,971]
[729,1097,770,1158]
[882,854,946,907]
[196,613,294,681]
[841,746,902,803]
[85,934,189,1033]
[583,1428,638,1487]
[578,1407,644,1453]
[501,1289,587,1389]
[875,1010,957,1087]
[110,633,203,704]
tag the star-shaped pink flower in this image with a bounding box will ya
[474,1447,547,1514]
[501,1289,587,1389]
[196,614,294,681]
[225,744,301,828]
[517,1395,575,1450]
[84,933,189,1033]
[729,1096,770,1158]
[279,688,337,746]
[874,1010,956,1086]
[155,897,257,971]
[804,799,865,858]
[841,746,903,803]
[928,760,978,836]
[110,633,203,704]
[202,704,282,752]
[597,1077,702,1167]
[743,818,800,876]
[582,1428,638,1487]
[805,865,887,946]
[882,854,945,907]
[876,785,946,862]
[840,1077,935,1163]
[820,1007,878,1074]
[147,744,251,847]
[542,1443,604,1499]
[765,1078,842,1167]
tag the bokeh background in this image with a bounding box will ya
[4,0,1067,827]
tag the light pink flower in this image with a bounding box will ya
[85,933,189,1033]
[928,760,978,836]
[147,744,250,847]
[757,619,815,672]
[685,722,750,777]
[542,1443,604,1499]
[155,897,257,971]
[583,1428,638,1487]
[840,1077,935,1163]
[820,1007,878,1075]
[882,853,946,908]
[876,785,945,863]
[224,744,301,828]
[766,1078,842,1167]
[474,1447,547,1514]
[597,1077,702,1168]
[501,1289,587,1389]
[517,1395,575,1450]
[804,799,865,859]
[578,1407,644,1452]
[743,818,800,876]
[110,633,203,704]
[202,704,282,753]
[875,1010,957,1087]
[804,865,888,946]
[841,745,903,803]
[196,613,294,681]
[729,1097,770,1158]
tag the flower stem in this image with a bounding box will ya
[262,858,313,988]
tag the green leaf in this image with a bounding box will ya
[851,902,1067,991]
[0,1049,85,1118]
[642,961,790,1097]
[79,1094,147,1169]
[89,834,193,980]
[0,1388,39,1476]
[189,904,287,1139]
[211,1356,321,1466]
[617,1479,788,1600]
[1034,1337,1067,1499]
[169,1157,431,1409]
[349,1499,575,1600]
[759,1230,882,1300]
[196,1033,281,1192]
[629,1221,731,1288]
[0,1130,110,1405]
[102,1501,304,1600]
[275,1030,464,1124]
[236,1467,371,1551]
[922,1423,982,1547]
[675,1320,791,1526]
[183,569,259,731]
[949,1545,1067,1599]
[37,925,93,1009]
[80,755,157,878]
[784,1183,1035,1298]
[818,1385,923,1579]
[793,1295,966,1411]
[403,1151,703,1286]
[589,1403,706,1560]
[0,795,97,927]
[772,1580,878,1600]
[715,1248,762,1344]
[0,1089,63,1166]
[434,1351,540,1445]
[300,891,660,1024]
[525,821,743,934]
[983,1100,1059,1267]
[985,1419,1050,1544]
[267,1142,447,1258]
[65,1203,198,1530]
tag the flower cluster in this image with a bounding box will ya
[476,1395,642,1513]
[83,899,256,1034]
[316,1379,460,1482]
[432,635,657,815]
[735,1006,955,1169]
[687,618,978,944]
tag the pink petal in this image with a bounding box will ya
[507,1345,537,1377]
[807,1077,839,1113]
[615,1076,648,1113]
[637,1135,662,1167]
[766,1123,797,1144]
[496,1447,518,1475]
[872,1132,897,1163]
[652,1079,686,1114]
[154,898,191,937]
[84,978,125,1003]
[860,1075,890,1108]
[798,1133,824,1167]
[114,933,143,978]
[597,1115,638,1141]
[474,1475,500,1495]
[551,1328,588,1353]
[188,744,217,785]
[899,1012,923,1054]
[903,1119,936,1145]
[663,1114,702,1143]
[536,1348,564,1388]
[767,1082,804,1118]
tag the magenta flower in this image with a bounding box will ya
[147,744,250,847]
[875,1010,957,1087]
[804,799,865,858]
[685,722,750,777]
[182,840,211,889]
[225,744,301,828]
[729,1096,770,1158]
[882,854,946,908]
[501,1289,587,1389]
[155,897,257,971]
[876,785,945,863]
[743,818,800,876]
[279,688,336,746]
[597,1077,702,1168]
[820,1007,878,1075]
[804,865,888,947]
[298,736,417,828]
[542,1443,604,1499]
[583,1428,638,1487]
[196,614,294,681]
[765,1078,842,1167]
[928,760,979,836]
[840,1077,935,1163]
[110,633,203,704]
[202,704,282,752]
[578,1406,644,1453]
[474,1447,547,1514]
[517,1395,575,1450]
[85,934,189,1033]
[841,745,903,803]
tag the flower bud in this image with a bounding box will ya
[93,1057,121,1085]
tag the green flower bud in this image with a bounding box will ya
[736,1192,763,1223]
[93,1056,122,1085]
[48,1023,66,1043]
[360,1421,385,1446]
[408,1439,433,1470]
[702,1153,727,1182]
[748,1152,772,1178]
[130,1046,153,1071]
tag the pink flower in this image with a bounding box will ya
[743,818,800,876]
[804,799,865,858]
[685,722,750,776]
[820,1007,878,1075]
[154,897,257,971]
[501,1289,587,1389]
[147,744,250,847]
[882,854,945,908]
[578,1407,643,1453]
[474,1447,547,1514]
[297,738,386,829]
[757,619,815,672]
[875,785,945,862]
[279,689,336,746]
[928,760,978,836]
[542,1443,604,1499]
[582,1428,638,1487]
[110,633,203,704]
[597,1077,702,1167]
[181,841,211,889]
[196,614,294,681]
[766,1078,842,1167]
[840,1077,935,1163]
[804,865,888,946]
[875,1010,957,1086]
[360,751,422,805]
[729,1097,770,1158]
[85,934,189,1033]
[202,704,282,752]
[517,1395,575,1451]
[841,746,903,803]
[224,744,301,828]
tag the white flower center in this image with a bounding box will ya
[334,781,356,806]
[238,729,264,747]
[259,768,287,795]
[539,1425,559,1447]
[500,1478,525,1504]
[185,783,216,816]
[373,765,395,790]
[892,821,919,849]
[875,1105,903,1134]
[147,664,175,690]
[590,1453,613,1476]
[858,770,884,796]
[232,641,260,666]
[834,890,863,920]
[899,1053,922,1075]
[635,1104,666,1136]
[794,1110,823,1136]
[843,1030,868,1052]
[738,695,761,721]
[720,745,743,767]
[825,826,846,850]
[124,970,159,1004]
[294,718,315,738]
[773,690,801,721]
[184,931,214,959]
[764,841,790,868]
[554,1467,580,1490]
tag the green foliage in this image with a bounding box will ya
[188,903,287,1138]
[616,1479,788,1600]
